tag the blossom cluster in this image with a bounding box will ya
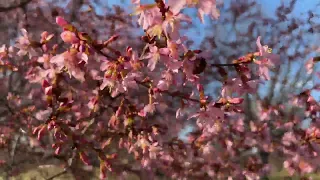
[0,0,319,179]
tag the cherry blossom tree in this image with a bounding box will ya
[0,0,320,179]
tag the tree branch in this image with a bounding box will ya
[45,169,68,180]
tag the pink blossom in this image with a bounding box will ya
[133,4,160,30]
[56,16,68,27]
[131,0,140,4]
[144,45,172,71]
[122,72,141,91]
[162,6,191,40]
[37,54,51,69]
[255,36,281,80]
[255,58,271,80]
[282,131,298,146]
[167,0,186,15]
[50,49,87,82]
[14,29,38,58]
[197,0,220,23]
[223,77,261,95]
[188,103,224,131]
[305,58,314,74]
[2,1,320,179]
[60,31,79,44]
[139,103,156,117]
[156,102,168,113]
[40,31,54,44]
[157,80,169,91]
[0,45,14,60]
[256,36,280,65]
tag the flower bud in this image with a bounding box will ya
[47,122,55,131]
[56,16,68,27]
[61,31,79,44]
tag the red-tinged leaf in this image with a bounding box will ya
[52,143,58,149]
[79,151,90,166]
[101,138,112,149]
[32,126,41,135]
[53,128,59,139]
[47,122,54,131]
[126,46,133,56]
[44,86,52,95]
[106,153,117,159]
[55,146,61,155]
[118,138,124,148]
[62,24,77,32]
[197,84,204,92]
[37,126,46,141]
[42,80,50,88]
[46,34,54,42]
[78,32,92,43]
[115,105,123,117]
[99,162,107,180]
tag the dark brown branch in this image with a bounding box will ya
[45,150,76,180]
[136,80,200,103]
[45,169,69,180]
[211,63,239,67]
[0,0,32,12]
[211,61,251,67]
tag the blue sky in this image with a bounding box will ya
[102,0,319,42]
[99,0,320,101]
[100,0,320,100]
[100,0,320,138]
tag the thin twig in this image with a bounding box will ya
[10,134,21,167]
[136,80,200,102]
[45,168,68,180]
[45,150,76,180]
[211,62,250,67]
